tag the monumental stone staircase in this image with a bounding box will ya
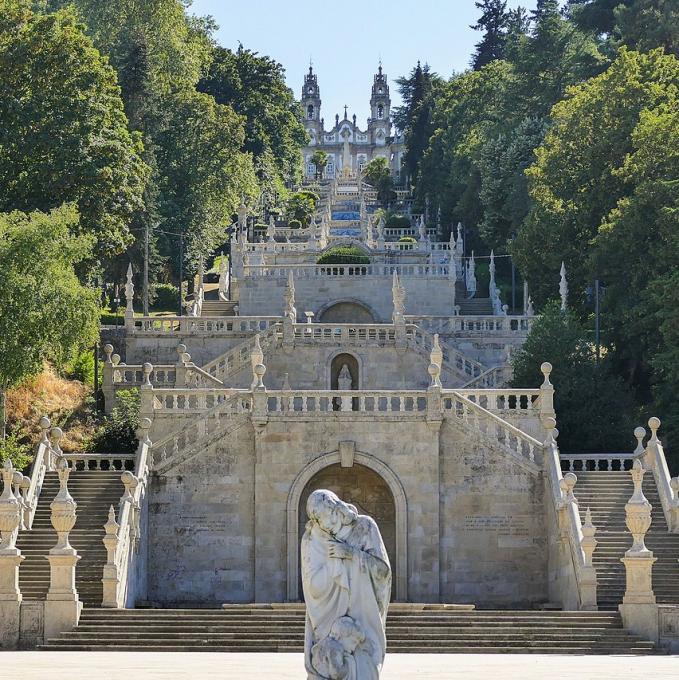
[573,471,679,610]
[16,470,123,607]
[40,605,659,653]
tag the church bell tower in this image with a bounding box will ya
[369,64,392,146]
[301,65,322,143]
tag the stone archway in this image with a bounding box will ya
[299,463,396,599]
[318,300,376,324]
[286,450,408,602]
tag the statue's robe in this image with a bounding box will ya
[302,515,391,680]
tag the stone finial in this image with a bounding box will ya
[428,362,441,388]
[648,417,661,444]
[104,505,119,538]
[560,472,578,505]
[489,250,496,289]
[142,363,153,388]
[0,460,21,552]
[49,427,63,457]
[111,354,121,367]
[120,471,139,505]
[39,416,51,445]
[253,363,266,391]
[136,417,152,446]
[540,363,556,423]
[50,459,77,553]
[392,271,406,322]
[430,334,443,369]
[103,344,114,365]
[581,507,597,568]
[466,251,477,297]
[633,426,647,457]
[559,261,568,311]
[251,334,264,373]
[12,472,26,531]
[526,296,534,317]
[176,343,188,366]
[125,263,135,317]
[282,373,291,391]
[625,459,652,556]
[670,476,679,502]
[238,197,248,230]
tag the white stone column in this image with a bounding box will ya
[0,461,24,648]
[619,459,658,642]
[101,506,120,608]
[44,459,82,641]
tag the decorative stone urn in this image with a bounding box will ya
[50,460,77,556]
[625,459,652,557]
[0,461,21,554]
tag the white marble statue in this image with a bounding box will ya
[337,364,353,391]
[302,490,391,680]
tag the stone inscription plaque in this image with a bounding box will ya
[464,515,530,537]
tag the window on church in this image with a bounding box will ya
[377,105,384,119]
[307,104,314,120]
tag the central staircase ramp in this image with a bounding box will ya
[41,605,659,653]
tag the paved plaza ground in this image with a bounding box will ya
[2,652,678,680]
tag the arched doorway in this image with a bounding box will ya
[298,463,396,600]
[319,301,375,324]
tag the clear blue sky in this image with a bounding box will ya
[190,0,539,125]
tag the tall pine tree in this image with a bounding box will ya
[471,0,509,70]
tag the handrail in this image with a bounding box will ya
[544,432,597,610]
[443,391,542,471]
[23,435,50,529]
[644,421,679,532]
[407,325,487,381]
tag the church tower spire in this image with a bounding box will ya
[369,64,392,147]
[301,65,322,142]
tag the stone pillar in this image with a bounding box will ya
[539,362,555,425]
[102,344,116,414]
[619,459,658,641]
[101,506,120,608]
[175,344,189,388]
[44,459,82,641]
[139,363,154,421]
[124,262,135,329]
[579,507,598,610]
[0,461,24,648]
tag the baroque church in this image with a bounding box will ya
[300,64,405,179]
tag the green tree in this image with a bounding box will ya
[285,191,319,227]
[511,302,636,453]
[199,45,308,188]
[311,150,329,180]
[0,1,148,256]
[394,62,443,183]
[363,158,396,207]
[471,0,509,70]
[0,205,100,437]
[154,90,258,271]
[615,0,679,55]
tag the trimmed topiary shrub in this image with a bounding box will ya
[398,236,417,243]
[288,219,302,229]
[386,214,411,229]
[316,246,370,265]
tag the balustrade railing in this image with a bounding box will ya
[151,388,252,415]
[128,315,281,335]
[460,365,514,389]
[62,453,136,471]
[292,324,397,345]
[560,453,638,472]
[266,390,428,415]
[451,315,534,334]
[407,326,487,381]
[202,324,281,381]
[243,263,452,279]
[442,392,542,469]
[454,389,541,414]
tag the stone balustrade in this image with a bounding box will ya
[61,453,136,472]
[454,389,541,414]
[244,263,452,279]
[460,365,514,389]
[151,388,252,415]
[128,315,281,335]
[441,392,542,470]
[407,326,487,380]
[266,390,428,415]
[292,323,398,345]
[202,325,281,381]
[560,453,638,472]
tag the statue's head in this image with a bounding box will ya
[311,636,349,679]
[307,489,343,536]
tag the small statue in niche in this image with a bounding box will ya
[337,364,353,391]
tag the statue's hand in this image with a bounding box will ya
[328,540,353,560]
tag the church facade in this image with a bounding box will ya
[300,65,405,179]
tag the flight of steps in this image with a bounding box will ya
[16,470,123,607]
[573,471,679,610]
[200,299,237,317]
[40,605,659,653]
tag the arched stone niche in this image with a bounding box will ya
[286,450,408,602]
